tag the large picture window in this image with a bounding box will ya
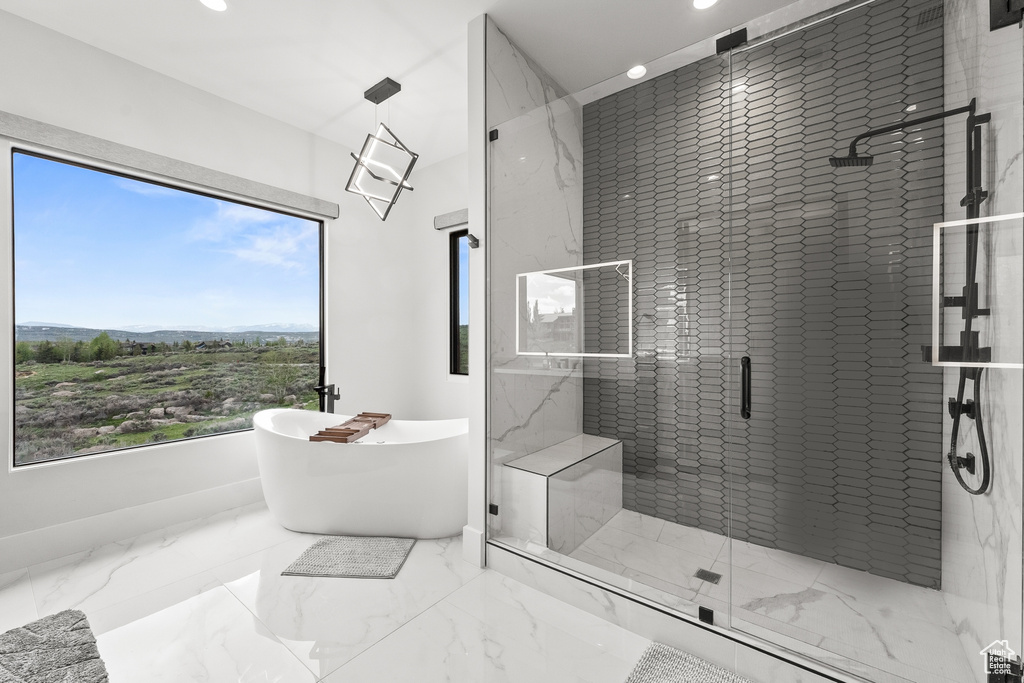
[449,229,469,375]
[12,151,323,466]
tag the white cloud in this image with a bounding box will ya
[227,223,318,269]
[188,200,289,243]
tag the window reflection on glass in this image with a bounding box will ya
[516,260,632,357]
[521,271,580,353]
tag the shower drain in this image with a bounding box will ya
[694,568,722,585]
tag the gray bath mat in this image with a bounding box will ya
[625,642,754,683]
[282,536,416,579]
[0,609,109,682]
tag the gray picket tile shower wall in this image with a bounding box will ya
[581,0,945,588]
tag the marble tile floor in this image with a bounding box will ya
[0,502,661,682]
[560,510,976,683]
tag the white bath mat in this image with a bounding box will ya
[625,642,754,683]
[282,536,416,579]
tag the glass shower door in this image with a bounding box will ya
[722,2,1023,682]
[483,14,739,626]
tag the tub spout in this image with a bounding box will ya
[313,383,340,413]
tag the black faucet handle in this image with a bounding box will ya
[313,383,341,408]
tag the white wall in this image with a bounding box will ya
[329,152,469,421]
[0,10,467,564]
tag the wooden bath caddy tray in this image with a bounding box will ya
[309,412,392,443]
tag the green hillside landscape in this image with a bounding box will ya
[14,325,320,466]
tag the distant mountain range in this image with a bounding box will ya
[112,323,318,333]
[15,324,319,344]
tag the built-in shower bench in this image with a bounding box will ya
[501,434,622,554]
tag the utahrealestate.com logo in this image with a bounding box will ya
[980,640,1021,679]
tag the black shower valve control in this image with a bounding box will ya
[948,398,976,420]
[955,453,977,475]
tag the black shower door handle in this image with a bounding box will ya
[740,356,751,419]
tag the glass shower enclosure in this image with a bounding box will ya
[483,1,1023,682]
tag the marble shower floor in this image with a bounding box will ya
[0,502,657,682]
[564,510,975,683]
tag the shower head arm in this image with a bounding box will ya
[845,100,977,158]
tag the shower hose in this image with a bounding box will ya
[947,366,991,495]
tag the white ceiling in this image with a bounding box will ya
[0,0,797,166]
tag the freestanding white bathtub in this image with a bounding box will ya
[253,409,468,539]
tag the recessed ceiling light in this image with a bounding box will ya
[694,0,719,9]
[626,65,647,80]
[905,104,918,112]
[200,0,227,11]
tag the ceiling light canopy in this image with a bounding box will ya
[199,0,227,11]
[345,78,418,221]
[693,0,719,9]
[626,65,647,79]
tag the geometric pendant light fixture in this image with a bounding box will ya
[345,77,419,221]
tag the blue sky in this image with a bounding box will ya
[458,236,469,325]
[13,153,320,331]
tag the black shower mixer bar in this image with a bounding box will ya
[831,99,994,495]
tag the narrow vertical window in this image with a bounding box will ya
[450,229,469,375]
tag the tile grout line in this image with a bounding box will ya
[212,566,321,682]
[316,567,492,682]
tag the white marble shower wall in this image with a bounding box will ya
[485,17,585,538]
[942,1,1023,679]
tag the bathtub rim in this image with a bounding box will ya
[252,407,469,446]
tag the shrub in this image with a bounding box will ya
[15,341,34,364]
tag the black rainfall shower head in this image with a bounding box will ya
[829,154,874,168]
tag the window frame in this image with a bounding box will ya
[449,228,469,376]
[8,145,327,468]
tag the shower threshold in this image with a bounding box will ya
[498,510,975,683]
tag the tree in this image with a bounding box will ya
[35,340,58,363]
[55,335,76,364]
[14,341,33,364]
[72,340,90,363]
[89,332,119,361]
[183,340,193,352]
